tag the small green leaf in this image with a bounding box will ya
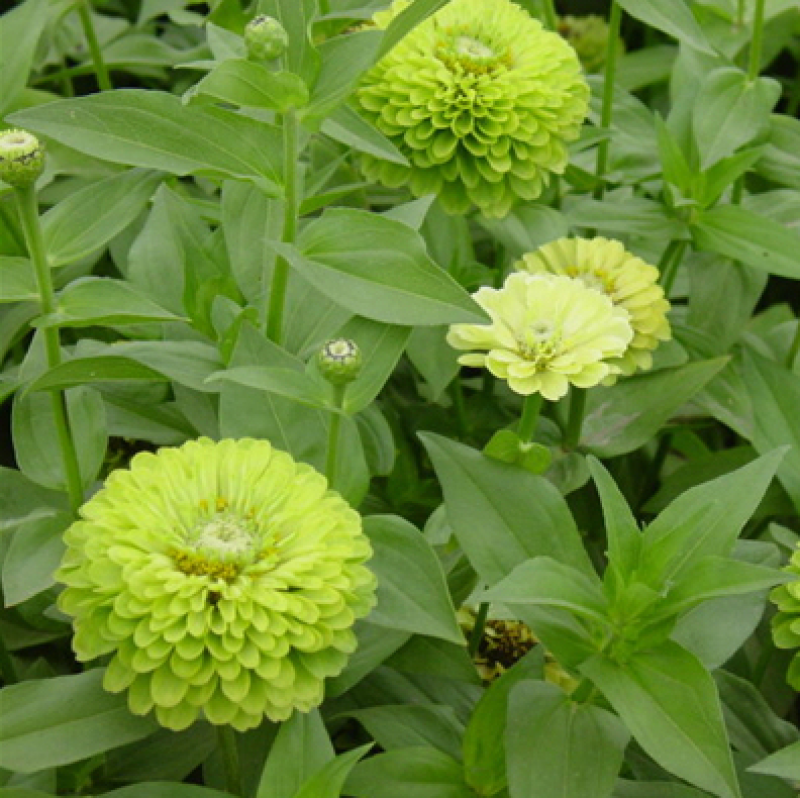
[364,515,464,645]
[0,670,157,772]
[321,105,409,166]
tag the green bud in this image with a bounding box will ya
[317,338,363,385]
[244,15,289,61]
[0,129,45,188]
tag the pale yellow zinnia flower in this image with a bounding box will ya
[516,237,671,376]
[447,273,633,400]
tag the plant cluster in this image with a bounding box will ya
[0,0,799,797]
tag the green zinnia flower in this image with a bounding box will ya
[516,237,671,377]
[57,438,376,732]
[447,272,633,400]
[771,545,800,690]
[356,0,589,218]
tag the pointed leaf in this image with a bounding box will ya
[23,356,169,394]
[748,741,800,781]
[0,257,37,303]
[206,367,328,409]
[294,745,373,798]
[614,0,714,55]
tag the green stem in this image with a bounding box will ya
[518,393,543,443]
[15,186,84,513]
[564,387,587,450]
[787,319,800,370]
[747,0,767,82]
[541,0,559,30]
[266,109,300,344]
[77,1,112,92]
[448,377,469,439]
[658,239,687,297]
[570,677,598,704]
[216,726,242,797]
[736,0,746,27]
[325,383,347,488]
[593,1,622,201]
[468,601,490,658]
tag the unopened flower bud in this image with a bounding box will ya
[317,338,363,385]
[0,129,44,188]
[244,15,288,61]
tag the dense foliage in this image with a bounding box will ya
[0,0,799,797]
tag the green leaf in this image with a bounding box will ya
[692,205,800,279]
[294,745,373,798]
[377,0,450,58]
[0,467,67,533]
[581,358,728,457]
[655,113,694,192]
[256,710,334,798]
[587,456,642,579]
[614,0,714,55]
[0,0,48,117]
[9,91,282,189]
[639,450,785,587]
[420,433,594,583]
[1,512,70,606]
[743,349,800,513]
[191,60,309,111]
[364,515,463,645]
[581,641,741,798]
[0,257,37,303]
[462,649,545,795]
[206,367,328,409]
[0,670,157,772]
[481,557,610,626]
[506,681,630,798]
[321,105,409,166]
[42,170,163,267]
[612,782,710,798]
[344,705,462,760]
[757,115,800,188]
[261,0,320,86]
[346,747,473,798]
[276,209,484,326]
[307,30,383,120]
[693,68,780,168]
[748,741,800,781]
[566,195,685,239]
[23,356,169,394]
[35,278,184,328]
[102,786,233,798]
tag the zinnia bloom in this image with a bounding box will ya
[356,0,589,218]
[770,546,800,690]
[57,438,376,731]
[447,272,633,400]
[516,237,671,376]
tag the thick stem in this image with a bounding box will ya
[325,383,347,488]
[564,387,587,450]
[468,601,490,658]
[518,393,543,443]
[216,726,243,797]
[77,1,112,92]
[15,186,84,513]
[266,109,300,344]
[592,1,622,202]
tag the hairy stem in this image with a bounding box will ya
[15,185,84,513]
[77,1,112,92]
[266,109,300,344]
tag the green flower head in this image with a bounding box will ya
[516,237,671,378]
[356,0,589,218]
[771,545,800,690]
[558,15,624,74]
[57,438,376,731]
[317,338,363,385]
[244,15,289,61]
[447,272,633,400]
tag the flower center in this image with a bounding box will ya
[567,266,612,294]
[194,515,255,556]
[455,36,496,61]
[436,31,510,74]
[517,322,561,369]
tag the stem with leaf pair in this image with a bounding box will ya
[15,185,84,513]
[266,108,300,344]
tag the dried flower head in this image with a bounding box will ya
[516,237,671,377]
[0,128,44,188]
[770,545,800,690]
[558,15,624,74]
[356,0,589,218]
[447,272,632,400]
[57,438,376,731]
